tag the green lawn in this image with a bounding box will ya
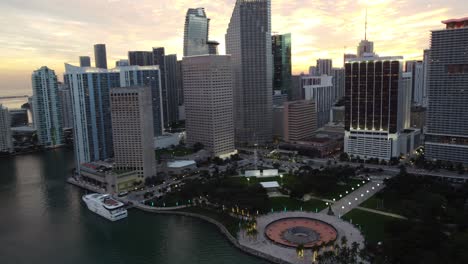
[155,147,193,159]
[148,192,189,207]
[178,206,241,237]
[268,197,327,213]
[359,196,406,216]
[324,179,367,200]
[342,209,402,245]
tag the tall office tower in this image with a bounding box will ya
[302,75,334,129]
[207,40,219,55]
[401,72,412,129]
[79,56,91,67]
[357,40,375,58]
[164,54,179,125]
[344,54,357,65]
[110,86,156,179]
[153,47,169,127]
[176,60,184,107]
[128,51,154,66]
[422,49,430,107]
[184,8,210,56]
[31,66,63,147]
[291,75,304,101]
[405,60,425,105]
[58,82,74,129]
[344,56,415,160]
[226,0,273,145]
[272,33,292,97]
[316,59,332,75]
[94,44,108,69]
[9,109,28,127]
[308,66,318,76]
[117,65,164,136]
[425,18,468,164]
[331,68,345,100]
[64,64,119,168]
[283,100,317,142]
[115,59,129,67]
[182,55,235,157]
[0,105,13,153]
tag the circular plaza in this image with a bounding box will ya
[265,217,337,248]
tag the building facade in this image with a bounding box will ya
[79,56,91,67]
[331,67,345,100]
[357,40,374,58]
[302,75,334,129]
[164,54,180,126]
[425,18,468,164]
[128,51,153,66]
[110,86,156,179]
[94,44,107,69]
[283,100,317,142]
[184,8,210,57]
[9,109,28,127]
[316,59,332,76]
[0,105,13,153]
[31,66,63,147]
[58,82,74,129]
[152,47,169,127]
[405,60,425,105]
[182,55,235,157]
[272,33,292,98]
[226,0,273,145]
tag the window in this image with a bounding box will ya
[447,64,468,74]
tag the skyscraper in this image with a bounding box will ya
[79,56,91,67]
[182,55,235,157]
[152,47,168,127]
[425,18,468,164]
[184,8,210,57]
[94,44,108,69]
[302,75,334,129]
[115,59,129,67]
[316,59,332,75]
[344,56,416,160]
[226,0,273,145]
[110,86,156,179]
[405,60,425,105]
[331,67,345,100]
[0,105,13,153]
[207,40,219,55]
[357,40,375,58]
[58,82,73,129]
[272,33,292,97]
[422,49,430,107]
[164,55,179,126]
[283,100,317,142]
[31,66,63,147]
[128,51,153,66]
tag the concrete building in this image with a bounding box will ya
[272,33,292,98]
[357,40,375,58]
[405,60,425,105]
[226,0,273,145]
[31,66,63,147]
[58,82,74,129]
[331,67,345,100]
[410,105,426,132]
[152,47,169,127]
[344,56,417,160]
[422,49,430,107]
[0,105,13,153]
[302,75,334,129]
[110,86,156,179]
[165,54,179,126]
[128,51,153,66]
[115,59,129,67]
[182,55,235,157]
[9,109,28,127]
[272,90,288,106]
[283,100,316,142]
[308,66,318,76]
[330,105,345,124]
[184,8,210,56]
[207,40,219,55]
[272,105,284,139]
[291,75,304,101]
[79,56,91,67]
[316,59,332,76]
[425,18,468,164]
[94,44,107,69]
[176,60,185,120]
[344,54,357,65]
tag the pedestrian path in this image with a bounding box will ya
[356,206,407,220]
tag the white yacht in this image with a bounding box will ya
[82,193,128,221]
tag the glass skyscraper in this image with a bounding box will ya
[226,0,273,145]
[272,33,292,98]
[184,8,210,57]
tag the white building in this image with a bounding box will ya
[182,55,235,157]
[110,86,156,179]
[31,66,63,147]
[316,59,332,75]
[0,105,13,153]
[58,83,73,129]
[302,75,335,129]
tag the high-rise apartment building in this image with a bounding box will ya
[79,56,91,67]
[182,55,235,157]
[425,18,468,164]
[152,47,169,127]
[115,59,129,67]
[272,33,292,97]
[302,75,334,129]
[226,0,273,145]
[344,56,416,160]
[316,59,332,75]
[283,100,317,142]
[405,60,425,105]
[422,49,430,107]
[331,68,345,100]
[110,86,156,179]
[31,66,63,147]
[184,8,210,56]
[0,105,13,153]
[58,82,73,129]
[128,51,153,66]
[165,55,179,126]
[357,40,375,58]
[94,44,108,69]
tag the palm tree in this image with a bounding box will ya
[296,244,304,258]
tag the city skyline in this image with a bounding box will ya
[1,0,466,96]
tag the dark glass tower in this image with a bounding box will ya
[164,54,179,126]
[93,44,107,69]
[128,51,153,66]
[425,18,468,164]
[79,56,91,67]
[153,47,168,127]
[272,33,292,98]
[184,8,210,57]
[226,0,273,145]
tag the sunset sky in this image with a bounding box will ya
[0,0,467,96]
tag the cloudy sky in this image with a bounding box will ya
[0,0,466,96]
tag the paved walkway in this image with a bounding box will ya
[238,211,364,264]
[356,207,407,220]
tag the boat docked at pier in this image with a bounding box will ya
[82,193,127,221]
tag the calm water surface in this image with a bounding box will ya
[0,149,267,264]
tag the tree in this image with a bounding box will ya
[339,152,350,162]
[193,142,204,152]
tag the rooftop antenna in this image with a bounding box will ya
[365,8,368,41]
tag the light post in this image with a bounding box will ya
[280,174,283,185]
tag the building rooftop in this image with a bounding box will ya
[260,181,280,189]
[167,160,196,168]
